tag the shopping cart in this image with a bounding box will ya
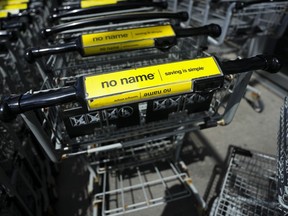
[207,146,282,216]
[25,11,194,89]
[0,1,51,40]
[167,0,194,26]
[189,0,288,56]
[85,134,206,216]
[277,96,288,214]
[0,1,283,215]
[0,55,281,161]
[0,120,57,216]
[49,1,169,24]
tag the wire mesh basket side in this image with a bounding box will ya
[210,195,282,216]
[278,96,288,213]
[190,1,288,46]
[90,135,183,173]
[221,150,278,204]
[93,160,195,216]
[210,147,281,216]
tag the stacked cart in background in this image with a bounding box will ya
[0,0,285,215]
[205,146,281,216]
[187,0,288,112]
[188,0,288,57]
[0,1,58,216]
[204,96,288,216]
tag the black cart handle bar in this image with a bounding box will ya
[0,55,281,122]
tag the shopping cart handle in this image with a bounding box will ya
[175,24,221,38]
[41,12,189,38]
[26,24,220,62]
[221,55,281,74]
[1,21,26,31]
[235,0,285,9]
[1,55,280,122]
[0,30,18,41]
[0,86,78,122]
[49,1,168,22]
[25,42,79,63]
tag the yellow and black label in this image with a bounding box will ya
[81,0,117,8]
[81,25,175,56]
[0,3,27,10]
[3,0,29,2]
[0,11,8,18]
[0,9,20,15]
[0,1,29,6]
[84,56,222,110]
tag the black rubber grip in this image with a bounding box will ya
[175,24,221,38]
[220,55,281,74]
[49,1,168,21]
[25,41,78,63]
[41,12,189,38]
[0,87,77,122]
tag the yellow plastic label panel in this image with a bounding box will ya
[83,39,155,56]
[0,1,29,6]
[81,0,117,8]
[4,0,29,2]
[0,9,19,14]
[81,25,175,56]
[0,3,27,10]
[84,57,222,110]
[0,11,8,18]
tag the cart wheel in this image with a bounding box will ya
[244,91,264,113]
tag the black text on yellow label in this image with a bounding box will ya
[81,25,175,56]
[84,57,222,110]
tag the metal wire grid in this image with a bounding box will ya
[93,161,194,216]
[210,195,281,216]
[0,123,16,162]
[52,16,178,41]
[0,53,26,93]
[11,169,39,216]
[211,148,281,216]
[44,38,206,86]
[29,60,240,158]
[190,1,288,45]
[26,36,213,152]
[0,126,45,215]
[226,2,288,38]
[19,4,250,163]
[0,37,43,91]
[0,185,8,210]
[56,5,167,24]
[0,186,24,215]
[223,152,277,203]
[90,137,180,172]
[278,97,288,212]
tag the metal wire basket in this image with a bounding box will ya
[277,97,288,213]
[22,29,232,162]
[190,1,288,45]
[15,52,257,163]
[92,159,203,216]
[209,146,282,216]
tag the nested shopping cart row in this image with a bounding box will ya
[187,0,288,57]
[0,1,284,215]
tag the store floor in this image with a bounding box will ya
[54,78,286,216]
